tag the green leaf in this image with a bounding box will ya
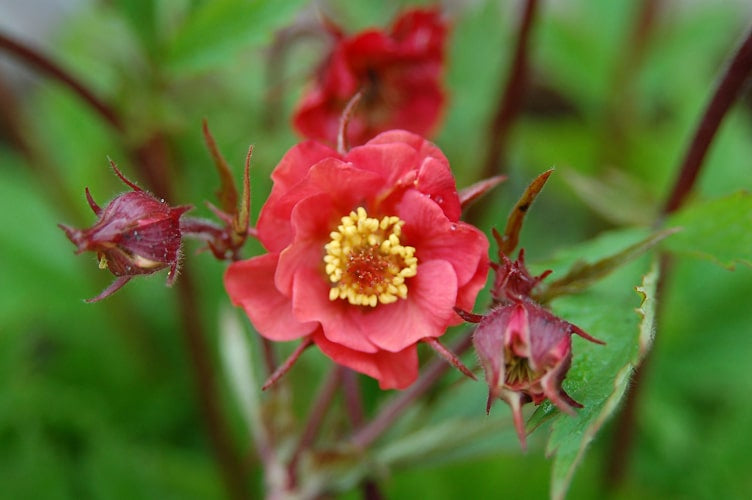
[528,235,658,498]
[165,0,306,73]
[374,417,518,470]
[535,227,676,303]
[527,250,659,499]
[664,191,752,269]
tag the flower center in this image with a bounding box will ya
[324,207,417,307]
[504,349,540,386]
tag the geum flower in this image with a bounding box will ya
[59,161,191,302]
[224,131,489,389]
[293,8,448,147]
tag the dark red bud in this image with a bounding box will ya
[59,162,191,302]
[470,300,602,449]
[491,249,551,303]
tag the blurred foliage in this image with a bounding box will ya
[1,0,751,498]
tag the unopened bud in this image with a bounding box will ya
[469,300,603,449]
[59,161,191,302]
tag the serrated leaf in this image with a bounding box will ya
[166,0,306,73]
[531,258,659,500]
[664,191,752,269]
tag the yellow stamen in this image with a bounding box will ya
[324,207,417,307]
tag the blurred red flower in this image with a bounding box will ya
[225,131,488,389]
[293,8,448,147]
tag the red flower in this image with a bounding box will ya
[59,162,191,302]
[224,131,488,389]
[293,8,448,147]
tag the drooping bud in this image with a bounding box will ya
[466,300,603,449]
[59,160,191,302]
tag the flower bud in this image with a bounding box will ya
[471,300,603,448]
[491,249,551,304]
[59,162,191,302]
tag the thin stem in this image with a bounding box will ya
[0,74,83,216]
[2,26,251,500]
[287,366,343,489]
[0,31,123,131]
[601,0,663,164]
[351,332,474,449]
[341,370,385,500]
[133,125,248,500]
[423,337,476,380]
[175,268,248,500]
[262,338,313,391]
[260,337,278,381]
[663,25,752,214]
[337,91,363,155]
[342,369,365,427]
[606,23,752,491]
[480,0,540,179]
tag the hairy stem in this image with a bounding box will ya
[351,333,474,449]
[287,366,343,489]
[176,268,249,500]
[663,25,752,214]
[340,370,385,500]
[607,23,752,490]
[481,0,540,179]
[2,25,254,500]
[0,31,123,131]
[342,369,365,427]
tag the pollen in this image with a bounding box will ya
[324,207,417,307]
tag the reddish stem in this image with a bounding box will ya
[262,338,313,391]
[481,0,540,179]
[337,91,363,155]
[342,369,365,427]
[663,25,752,214]
[2,27,250,500]
[341,370,385,499]
[176,268,248,500]
[351,333,474,449]
[607,22,752,492]
[0,31,123,131]
[424,337,476,380]
[287,366,343,489]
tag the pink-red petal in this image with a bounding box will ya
[274,194,336,296]
[224,253,317,341]
[363,130,447,163]
[345,141,421,189]
[292,266,379,353]
[398,189,489,288]
[362,259,458,352]
[313,330,419,390]
[269,140,340,195]
[414,156,461,221]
